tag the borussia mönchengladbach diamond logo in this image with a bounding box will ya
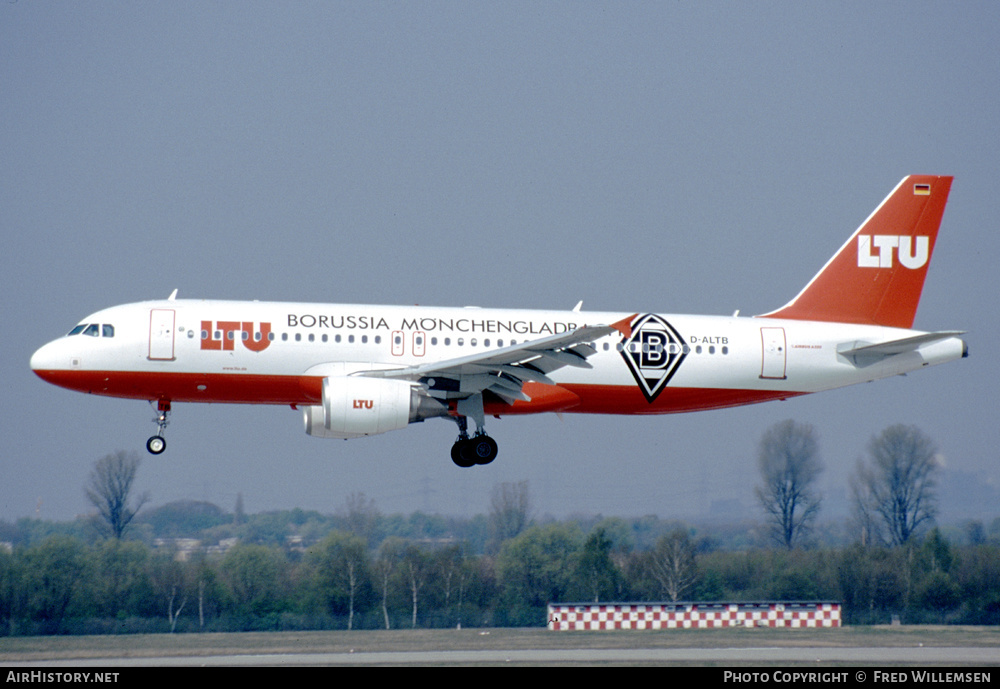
[619,313,687,403]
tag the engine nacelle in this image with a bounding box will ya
[303,376,446,439]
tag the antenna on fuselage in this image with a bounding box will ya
[168,289,178,301]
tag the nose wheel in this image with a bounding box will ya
[147,400,170,455]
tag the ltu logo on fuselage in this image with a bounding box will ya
[857,235,929,269]
[619,314,687,403]
[201,320,272,352]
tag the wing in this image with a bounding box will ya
[361,315,634,405]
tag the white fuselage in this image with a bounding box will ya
[30,298,966,417]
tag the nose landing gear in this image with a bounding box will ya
[146,399,170,455]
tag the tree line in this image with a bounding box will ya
[2,515,999,635]
[0,422,997,635]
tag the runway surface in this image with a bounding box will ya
[8,645,998,666]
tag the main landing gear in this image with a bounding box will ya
[146,399,170,455]
[450,394,499,467]
[451,421,499,467]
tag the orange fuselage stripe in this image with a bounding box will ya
[33,369,804,414]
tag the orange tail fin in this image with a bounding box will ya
[759,175,953,329]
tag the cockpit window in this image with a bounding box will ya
[67,323,115,337]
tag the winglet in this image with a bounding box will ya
[758,176,952,329]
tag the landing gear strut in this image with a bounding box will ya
[450,395,499,467]
[147,399,170,455]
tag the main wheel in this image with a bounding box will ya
[451,440,475,468]
[465,435,498,465]
[146,435,166,455]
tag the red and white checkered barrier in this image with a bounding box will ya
[547,602,840,630]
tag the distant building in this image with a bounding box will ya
[153,538,204,561]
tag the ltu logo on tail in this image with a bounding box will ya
[857,235,929,269]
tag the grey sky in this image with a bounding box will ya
[3,2,997,525]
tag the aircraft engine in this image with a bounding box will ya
[303,376,447,439]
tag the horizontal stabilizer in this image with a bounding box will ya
[837,331,966,367]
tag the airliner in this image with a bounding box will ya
[31,175,967,467]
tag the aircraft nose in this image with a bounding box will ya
[30,339,65,374]
[31,343,49,373]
